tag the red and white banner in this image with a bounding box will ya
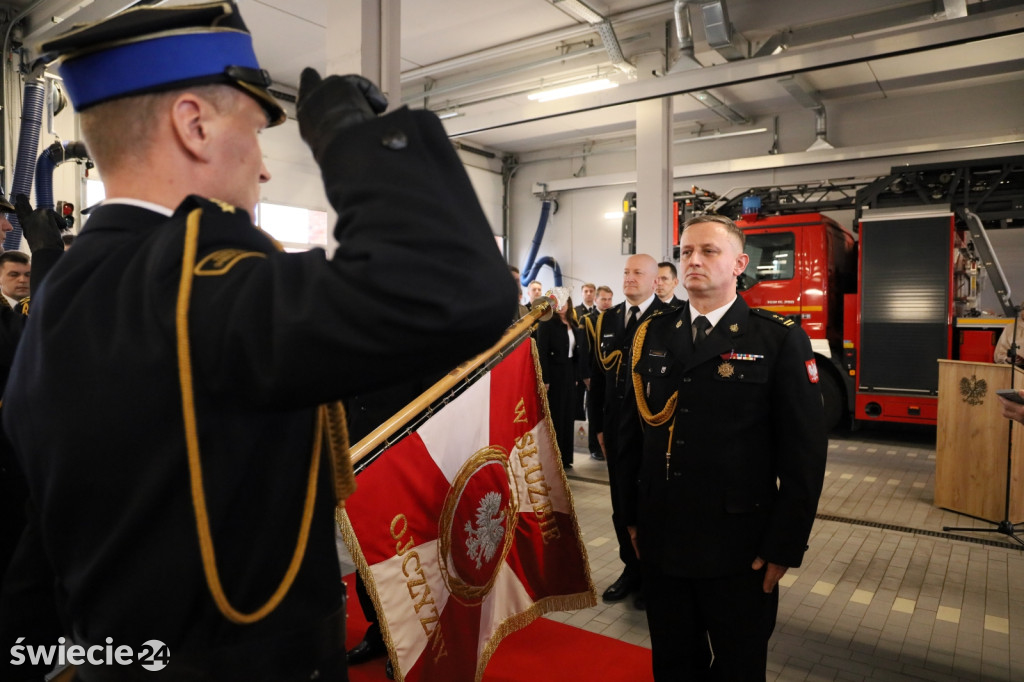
[338,338,596,682]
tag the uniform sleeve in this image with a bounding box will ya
[589,327,606,435]
[575,328,590,381]
[760,327,827,567]
[183,108,514,407]
[536,321,551,383]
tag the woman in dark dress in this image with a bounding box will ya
[536,295,590,470]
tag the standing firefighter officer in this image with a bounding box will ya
[0,2,512,681]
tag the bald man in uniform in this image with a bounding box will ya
[589,254,670,609]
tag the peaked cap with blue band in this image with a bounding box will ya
[39,1,285,127]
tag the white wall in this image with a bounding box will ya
[506,79,1024,308]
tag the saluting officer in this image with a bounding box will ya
[621,215,826,680]
[0,2,511,681]
[589,254,671,608]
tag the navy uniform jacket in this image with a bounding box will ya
[1,107,511,675]
[589,299,672,439]
[621,298,826,577]
[536,320,590,384]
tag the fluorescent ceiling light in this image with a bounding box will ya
[673,127,768,144]
[437,111,464,120]
[604,211,624,219]
[528,78,618,102]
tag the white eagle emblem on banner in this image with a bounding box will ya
[465,491,506,569]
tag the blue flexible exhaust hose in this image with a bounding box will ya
[519,200,563,287]
[3,80,46,251]
[35,141,90,211]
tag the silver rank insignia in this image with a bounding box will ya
[717,362,735,378]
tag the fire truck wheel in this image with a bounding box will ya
[819,368,845,432]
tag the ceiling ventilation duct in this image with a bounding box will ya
[943,0,968,19]
[778,74,834,151]
[668,0,701,72]
[700,0,749,61]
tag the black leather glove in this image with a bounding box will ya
[14,194,64,252]
[296,68,388,164]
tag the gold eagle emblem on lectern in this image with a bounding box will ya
[959,375,987,406]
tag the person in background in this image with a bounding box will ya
[536,291,589,471]
[574,282,599,457]
[0,3,511,681]
[655,261,682,307]
[575,282,597,319]
[589,255,669,609]
[510,265,528,321]
[0,252,30,309]
[0,195,71,682]
[621,214,826,680]
[584,284,615,461]
[998,390,1024,423]
[525,279,543,308]
[0,195,66,579]
[595,284,614,313]
[994,307,1024,366]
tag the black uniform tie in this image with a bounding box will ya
[692,315,710,348]
[625,305,641,336]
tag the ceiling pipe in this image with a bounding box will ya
[778,74,832,151]
[667,0,701,72]
[402,2,674,82]
[808,107,834,151]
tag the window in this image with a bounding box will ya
[256,202,328,252]
[83,181,328,254]
[739,232,795,291]
[84,178,106,209]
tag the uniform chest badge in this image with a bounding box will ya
[717,362,735,378]
[675,320,683,328]
[729,323,739,332]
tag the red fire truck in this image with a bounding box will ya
[671,156,1024,430]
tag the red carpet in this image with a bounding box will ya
[343,575,654,682]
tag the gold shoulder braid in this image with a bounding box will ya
[177,208,355,624]
[594,311,623,374]
[630,318,678,427]
[631,317,680,481]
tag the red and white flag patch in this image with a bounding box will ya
[806,359,819,384]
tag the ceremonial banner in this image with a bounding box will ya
[338,338,596,682]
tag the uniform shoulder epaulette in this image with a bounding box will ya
[644,307,673,322]
[174,194,249,221]
[751,307,796,327]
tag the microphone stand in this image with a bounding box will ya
[944,305,1024,545]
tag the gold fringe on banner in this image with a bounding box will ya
[336,329,597,682]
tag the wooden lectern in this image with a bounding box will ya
[935,360,1024,523]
